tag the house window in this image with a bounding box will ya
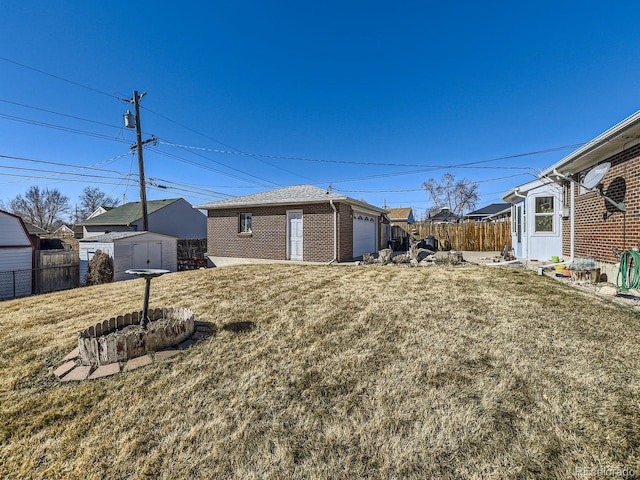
[511,205,517,233]
[239,213,252,233]
[534,196,554,232]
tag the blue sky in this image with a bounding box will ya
[2,1,640,221]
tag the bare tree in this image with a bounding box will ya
[77,187,118,221]
[422,173,479,217]
[9,186,70,230]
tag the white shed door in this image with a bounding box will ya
[288,211,303,261]
[353,212,376,258]
[132,242,163,269]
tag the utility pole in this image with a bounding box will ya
[125,91,156,231]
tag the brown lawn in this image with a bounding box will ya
[0,264,639,479]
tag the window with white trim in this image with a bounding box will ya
[534,196,554,232]
[239,213,252,233]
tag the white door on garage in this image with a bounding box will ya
[353,212,377,258]
[132,241,163,269]
[287,211,303,261]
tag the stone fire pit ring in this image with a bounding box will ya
[78,307,195,366]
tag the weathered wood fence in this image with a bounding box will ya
[414,223,511,252]
[34,250,80,294]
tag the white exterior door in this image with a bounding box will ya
[353,212,377,258]
[287,211,303,261]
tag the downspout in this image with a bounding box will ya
[552,169,574,265]
[328,200,338,264]
[570,178,575,264]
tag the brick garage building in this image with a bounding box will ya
[539,109,640,280]
[195,185,389,265]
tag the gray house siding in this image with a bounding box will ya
[130,199,206,239]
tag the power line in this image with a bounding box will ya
[0,153,232,199]
[157,140,582,169]
[143,107,309,180]
[0,56,125,101]
[148,143,277,188]
[0,98,122,130]
[333,173,534,194]
[0,112,131,144]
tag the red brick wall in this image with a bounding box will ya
[206,202,356,263]
[562,143,640,263]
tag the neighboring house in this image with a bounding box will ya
[195,184,389,264]
[502,179,563,262]
[78,232,177,285]
[386,207,415,250]
[77,198,206,239]
[53,224,75,237]
[72,206,114,239]
[537,109,640,280]
[86,205,114,220]
[21,221,49,250]
[428,207,460,224]
[387,208,415,230]
[0,210,34,299]
[463,203,511,223]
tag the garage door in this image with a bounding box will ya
[353,212,377,258]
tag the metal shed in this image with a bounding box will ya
[79,232,177,285]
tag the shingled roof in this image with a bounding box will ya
[386,208,414,222]
[78,199,181,226]
[195,185,387,213]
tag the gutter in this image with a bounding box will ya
[328,200,338,264]
[540,109,640,177]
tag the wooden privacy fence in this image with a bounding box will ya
[415,223,511,252]
[34,250,80,294]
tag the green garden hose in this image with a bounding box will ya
[617,250,640,292]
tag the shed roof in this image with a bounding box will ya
[78,199,181,226]
[195,185,387,214]
[79,231,177,243]
[21,221,49,235]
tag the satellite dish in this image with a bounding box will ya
[582,162,611,190]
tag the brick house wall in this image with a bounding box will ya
[562,142,640,264]
[206,202,358,263]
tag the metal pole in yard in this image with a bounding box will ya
[142,277,151,328]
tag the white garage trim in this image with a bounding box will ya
[353,211,378,258]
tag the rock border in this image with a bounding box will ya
[78,308,195,366]
[53,321,212,382]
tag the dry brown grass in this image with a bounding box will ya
[0,264,639,479]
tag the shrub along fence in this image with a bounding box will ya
[415,222,511,252]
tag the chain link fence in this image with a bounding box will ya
[0,269,33,300]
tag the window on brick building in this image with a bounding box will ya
[534,196,554,232]
[239,213,252,233]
